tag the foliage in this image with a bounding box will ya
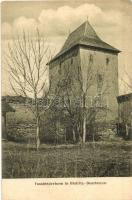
[7,126,36,143]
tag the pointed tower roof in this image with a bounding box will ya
[49,21,120,64]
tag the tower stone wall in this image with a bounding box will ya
[79,47,119,123]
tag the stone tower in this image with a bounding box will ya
[48,21,120,131]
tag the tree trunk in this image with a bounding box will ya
[82,93,86,143]
[82,115,86,143]
[36,117,40,150]
[92,131,95,142]
[73,128,76,143]
[76,124,79,142]
[125,123,129,138]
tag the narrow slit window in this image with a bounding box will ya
[89,54,93,63]
[106,57,110,65]
[97,73,103,94]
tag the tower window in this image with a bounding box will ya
[97,74,103,82]
[97,73,103,94]
[106,57,110,65]
[89,54,93,63]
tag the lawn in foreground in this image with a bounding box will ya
[2,140,132,178]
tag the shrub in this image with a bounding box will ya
[7,128,27,143]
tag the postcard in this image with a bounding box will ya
[1,1,132,200]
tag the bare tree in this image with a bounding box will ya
[5,29,54,150]
[78,55,96,143]
[119,68,132,138]
[58,54,110,143]
[61,56,96,143]
[57,62,82,143]
[120,69,132,92]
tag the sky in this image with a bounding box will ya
[1,0,132,95]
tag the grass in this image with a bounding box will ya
[2,140,132,178]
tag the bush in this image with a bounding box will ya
[7,128,27,143]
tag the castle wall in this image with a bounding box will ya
[118,99,132,125]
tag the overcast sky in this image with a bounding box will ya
[1,0,132,95]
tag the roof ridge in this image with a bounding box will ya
[84,20,100,40]
[68,21,86,36]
